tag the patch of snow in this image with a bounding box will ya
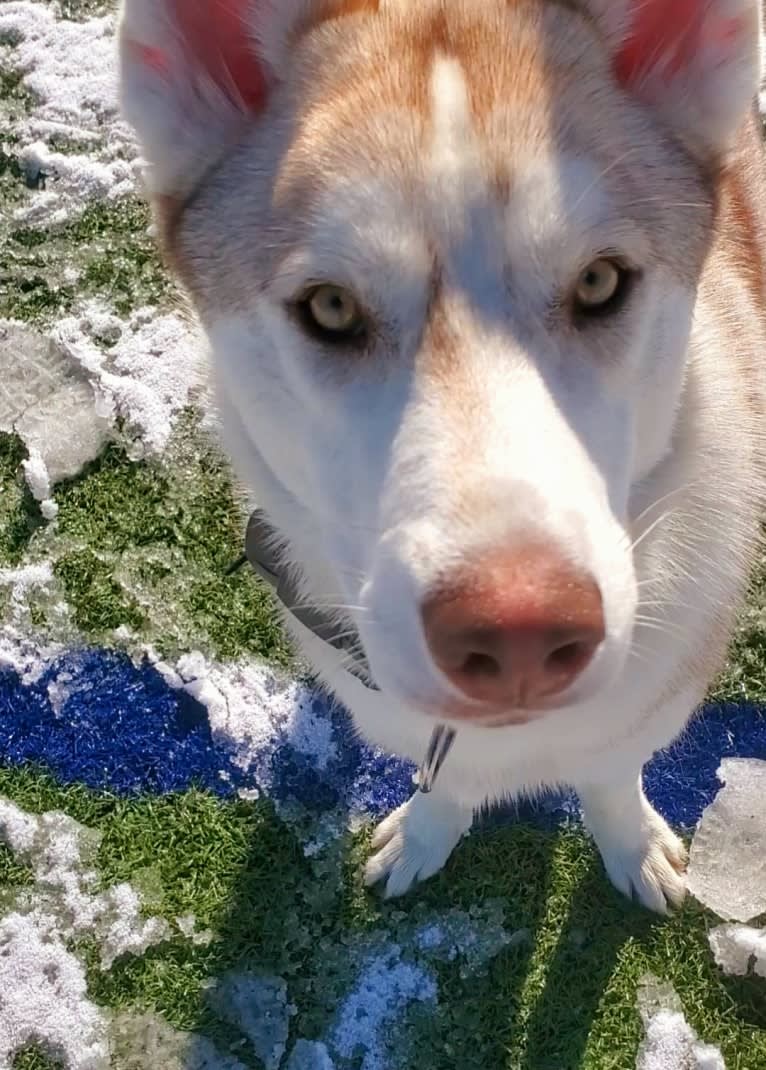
[175,913,215,947]
[108,1012,249,1070]
[414,902,520,977]
[0,626,62,680]
[709,924,766,980]
[637,976,726,1070]
[206,973,295,1070]
[0,797,171,974]
[56,304,206,457]
[0,912,110,1070]
[0,3,137,225]
[331,947,437,1070]
[47,669,74,716]
[150,648,338,783]
[286,1041,337,1070]
[637,1011,726,1070]
[687,759,766,922]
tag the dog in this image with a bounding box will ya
[119,0,766,913]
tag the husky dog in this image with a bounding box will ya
[119,0,766,912]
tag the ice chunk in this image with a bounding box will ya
[207,972,293,1070]
[0,322,111,496]
[709,924,766,979]
[686,759,766,922]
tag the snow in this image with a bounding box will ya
[0,306,205,514]
[709,924,766,980]
[0,912,110,1070]
[0,3,137,226]
[331,948,437,1070]
[150,648,339,782]
[0,796,172,984]
[687,759,766,922]
[637,1011,726,1070]
[637,976,726,1070]
[206,973,295,1070]
[55,304,206,458]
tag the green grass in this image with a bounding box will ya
[1,767,764,1070]
[48,430,295,663]
[0,433,44,565]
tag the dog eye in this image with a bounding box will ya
[298,284,366,342]
[573,258,630,318]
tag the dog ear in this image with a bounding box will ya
[588,0,761,161]
[119,0,378,196]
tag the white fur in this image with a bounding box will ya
[119,0,765,913]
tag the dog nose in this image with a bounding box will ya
[421,546,605,711]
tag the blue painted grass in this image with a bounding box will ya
[0,648,764,828]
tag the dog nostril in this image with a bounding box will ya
[461,651,502,680]
[545,641,588,673]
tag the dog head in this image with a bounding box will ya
[120,0,760,725]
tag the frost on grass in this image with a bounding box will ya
[636,976,726,1070]
[0,3,136,226]
[206,972,295,1070]
[687,759,766,922]
[709,924,766,979]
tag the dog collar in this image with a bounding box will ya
[231,511,458,793]
[228,510,380,691]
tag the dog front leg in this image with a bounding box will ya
[576,770,688,914]
[364,781,476,898]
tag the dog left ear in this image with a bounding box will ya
[590,0,761,161]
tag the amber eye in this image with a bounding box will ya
[574,258,630,317]
[298,284,366,342]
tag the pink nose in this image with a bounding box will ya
[421,546,605,712]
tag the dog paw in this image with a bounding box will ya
[364,792,469,899]
[596,805,688,915]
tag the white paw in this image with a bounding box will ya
[364,792,469,899]
[595,805,688,915]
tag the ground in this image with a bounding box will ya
[0,3,764,1069]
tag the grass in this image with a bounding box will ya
[1,200,175,323]
[0,766,764,1070]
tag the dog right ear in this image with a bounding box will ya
[118,0,274,197]
[119,0,380,198]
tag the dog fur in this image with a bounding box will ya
[119,0,766,912]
